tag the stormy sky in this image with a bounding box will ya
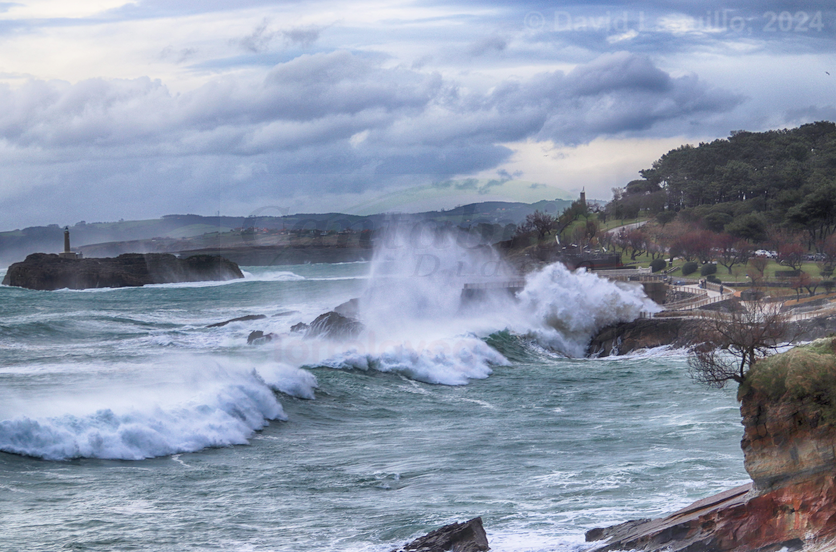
[1,1,834,229]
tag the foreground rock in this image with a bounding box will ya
[587,317,701,357]
[587,337,836,552]
[391,517,489,552]
[305,311,364,340]
[3,253,243,290]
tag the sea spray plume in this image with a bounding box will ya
[516,263,661,357]
[361,221,516,330]
[289,222,515,384]
[283,223,660,380]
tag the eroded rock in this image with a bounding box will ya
[587,338,836,552]
[391,517,489,552]
[305,311,363,340]
[587,318,700,357]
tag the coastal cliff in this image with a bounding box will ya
[587,337,836,552]
[2,253,243,290]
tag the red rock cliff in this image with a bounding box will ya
[587,337,836,552]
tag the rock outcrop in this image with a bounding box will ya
[305,311,364,340]
[391,517,489,552]
[586,337,836,552]
[247,330,275,345]
[207,314,266,328]
[587,317,700,357]
[739,339,836,493]
[3,253,243,290]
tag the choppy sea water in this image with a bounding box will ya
[0,240,748,551]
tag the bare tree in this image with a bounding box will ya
[716,233,753,274]
[516,210,558,240]
[688,299,790,388]
[748,256,769,285]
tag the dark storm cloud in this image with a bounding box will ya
[0,50,739,171]
[283,26,323,47]
[468,35,507,56]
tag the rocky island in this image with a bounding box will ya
[586,337,836,552]
[2,252,243,290]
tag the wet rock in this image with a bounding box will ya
[587,318,700,357]
[391,517,489,552]
[207,314,266,328]
[272,310,299,317]
[247,330,274,345]
[290,322,309,333]
[3,252,243,291]
[305,311,363,340]
[334,298,360,318]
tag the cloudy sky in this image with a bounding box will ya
[1,0,834,229]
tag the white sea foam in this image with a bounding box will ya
[318,336,507,385]
[0,356,317,460]
[242,269,306,282]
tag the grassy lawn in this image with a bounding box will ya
[618,253,832,284]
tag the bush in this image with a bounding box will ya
[706,274,721,284]
[682,261,699,275]
[650,258,667,273]
[700,263,718,276]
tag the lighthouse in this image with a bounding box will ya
[59,227,80,259]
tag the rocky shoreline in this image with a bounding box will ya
[584,337,836,552]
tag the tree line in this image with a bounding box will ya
[605,121,836,251]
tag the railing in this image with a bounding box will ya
[704,281,735,295]
[596,268,667,282]
[790,304,836,320]
[462,279,526,290]
[664,291,733,311]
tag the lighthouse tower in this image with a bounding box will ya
[59,227,80,259]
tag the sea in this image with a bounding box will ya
[0,230,749,551]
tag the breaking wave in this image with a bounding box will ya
[0,358,317,461]
[275,225,659,380]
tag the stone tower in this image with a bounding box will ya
[59,227,80,259]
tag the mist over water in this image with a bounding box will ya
[0,231,746,551]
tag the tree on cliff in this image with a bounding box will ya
[688,300,790,388]
[516,210,557,239]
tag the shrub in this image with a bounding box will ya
[706,274,721,284]
[682,261,699,275]
[700,263,718,276]
[650,258,667,273]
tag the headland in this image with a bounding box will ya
[2,252,243,290]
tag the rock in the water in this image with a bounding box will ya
[247,330,274,345]
[2,253,243,290]
[207,314,267,328]
[587,317,700,357]
[334,297,360,318]
[305,311,363,340]
[391,517,489,552]
[290,322,309,333]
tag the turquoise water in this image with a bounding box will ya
[0,259,748,551]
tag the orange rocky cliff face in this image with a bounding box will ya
[587,337,836,552]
